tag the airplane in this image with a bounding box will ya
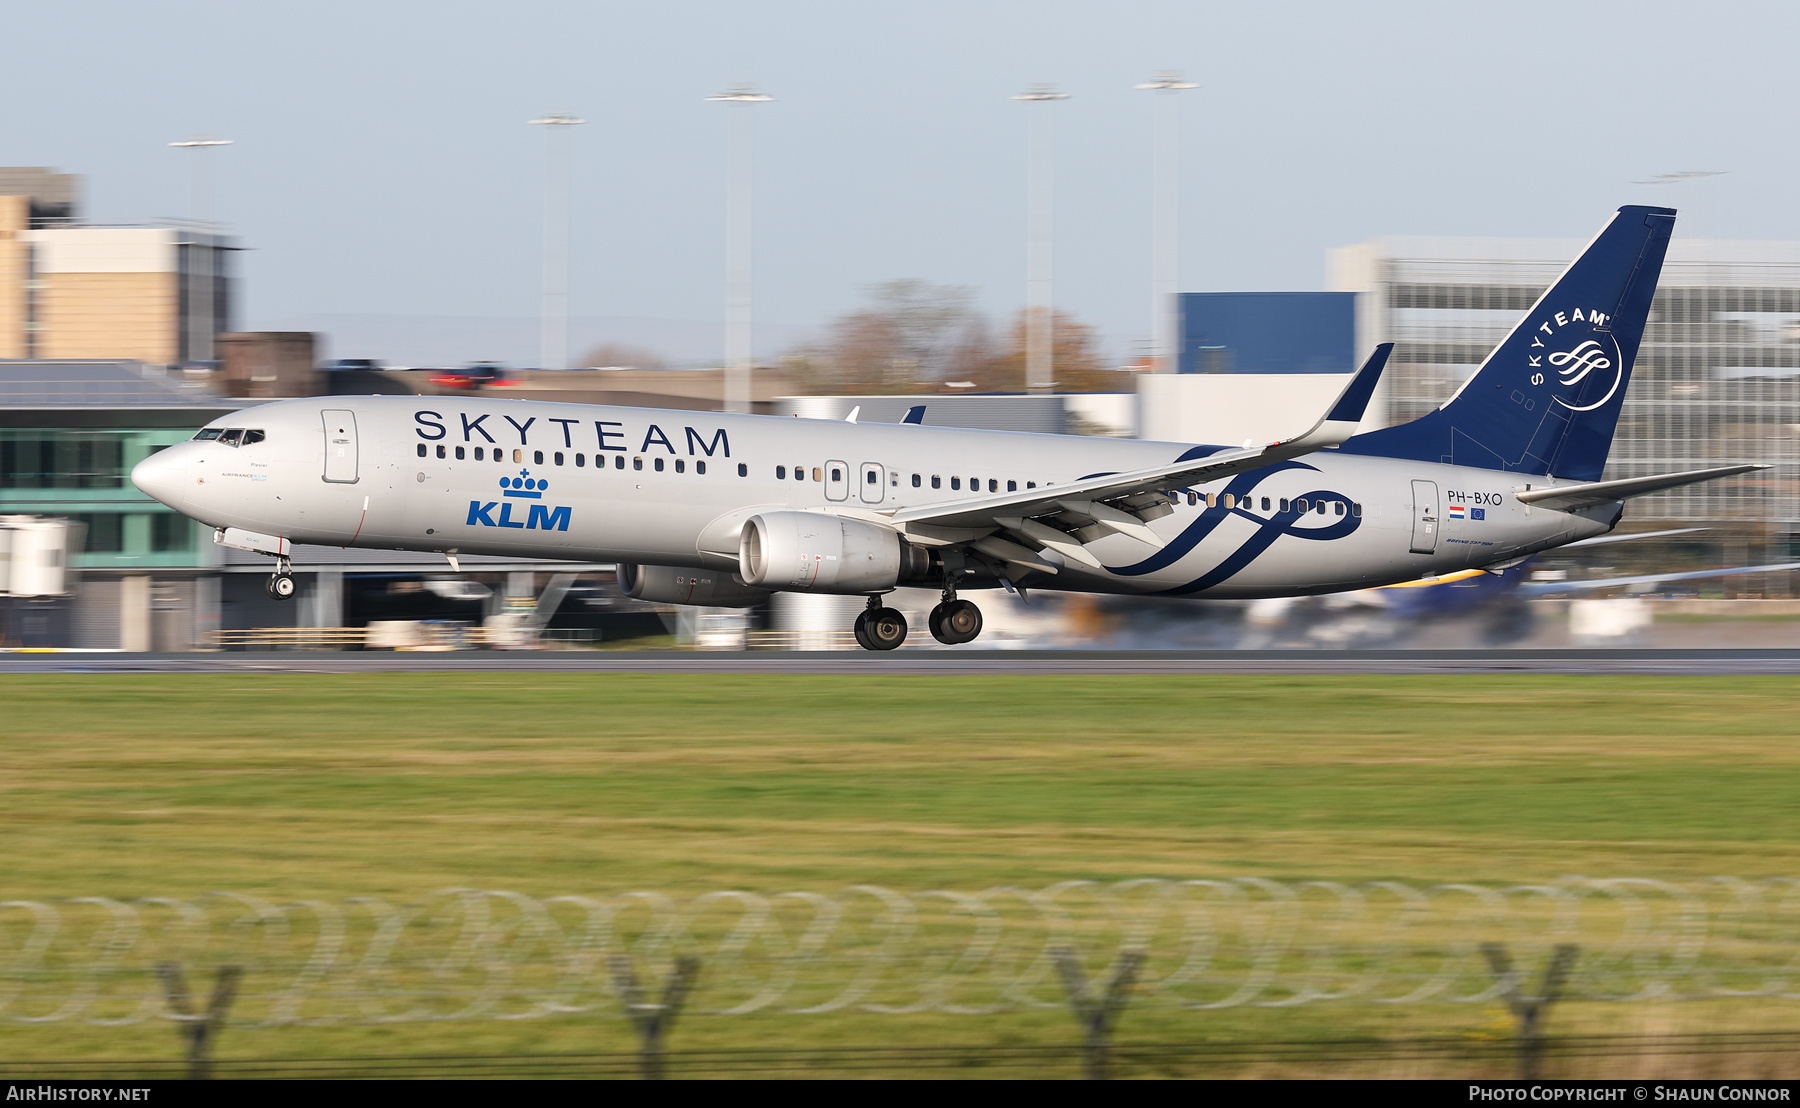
[130,204,1772,650]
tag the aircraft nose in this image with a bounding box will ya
[130,449,189,509]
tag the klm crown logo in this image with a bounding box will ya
[466,469,570,531]
[502,469,546,499]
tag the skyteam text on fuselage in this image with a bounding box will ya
[131,205,1768,649]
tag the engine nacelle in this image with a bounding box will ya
[616,563,772,608]
[739,511,931,593]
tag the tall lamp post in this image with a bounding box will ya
[1135,72,1195,373]
[707,84,773,414]
[1012,85,1068,394]
[529,113,586,371]
[169,135,232,365]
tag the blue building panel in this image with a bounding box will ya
[1178,292,1356,374]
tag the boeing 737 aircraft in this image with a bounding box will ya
[131,204,1769,649]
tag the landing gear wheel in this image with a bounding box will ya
[853,606,908,651]
[929,599,983,644]
[266,573,296,601]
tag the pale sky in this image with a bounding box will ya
[5,0,1792,365]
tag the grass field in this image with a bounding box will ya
[4,672,1799,1076]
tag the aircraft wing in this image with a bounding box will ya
[886,344,1391,572]
[1516,464,1770,511]
[1517,561,1800,597]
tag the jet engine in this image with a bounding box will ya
[616,563,772,608]
[738,511,932,593]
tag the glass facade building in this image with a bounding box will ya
[1329,236,1800,527]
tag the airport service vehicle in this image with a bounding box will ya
[132,205,1767,649]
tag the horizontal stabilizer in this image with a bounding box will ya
[1516,464,1769,511]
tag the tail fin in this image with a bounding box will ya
[1339,205,1675,481]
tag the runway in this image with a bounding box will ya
[5,648,1800,675]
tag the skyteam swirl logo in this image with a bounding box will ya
[1548,335,1624,412]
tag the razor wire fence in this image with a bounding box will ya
[4,877,1800,1030]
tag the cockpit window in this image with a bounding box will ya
[200,428,267,447]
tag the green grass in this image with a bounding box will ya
[3,673,1798,1075]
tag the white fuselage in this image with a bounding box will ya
[132,395,1617,598]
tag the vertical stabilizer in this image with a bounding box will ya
[1339,206,1675,481]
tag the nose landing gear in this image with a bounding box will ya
[265,556,296,602]
[852,596,908,651]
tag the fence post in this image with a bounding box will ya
[608,953,699,1080]
[1481,942,1578,1080]
[157,962,242,1080]
[1051,946,1144,1080]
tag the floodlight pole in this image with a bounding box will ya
[707,85,773,414]
[169,136,233,366]
[529,113,586,371]
[1135,73,1196,373]
[1013,85,1068,395]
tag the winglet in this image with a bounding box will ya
[845,405,861,424]
[1278,342,1393,452]
[1324,342,1392,424]
[901,405,926,425]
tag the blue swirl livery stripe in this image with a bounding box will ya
[1163,488,1361,595]
[1107,461,1317,577]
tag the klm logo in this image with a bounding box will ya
[466,470,571,531]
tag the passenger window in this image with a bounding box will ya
[1316,501,1326,514]
[1007,480,1017,492]
[576,453,585,467]
[912,473,921,488]
[1027,481,1036,489]
[533,450,544,465]
[737,463,747,476]
[1280,498,1290,512]
[1352,502,1362,517]
[513,449,523,463]
[553,452,562,466]
[416,443,427,458]
[655,458,665,472]
[1261,497,1271,511]
[243,429,265,445]
[1297,498,1310,513]
[474,447,484,460]
[1186,491,1198,506]
[1334,501,1344,515]
[455,446,465,460]
[633,457,643,471]
[776,465,787,479]
[675,459,685,473]
[1223,494,1235,509]
[951,477,961,491]
[1205,493,1216,508]
[436,444,446,459]
[614,455,624,469]
[697,460,706,475]
[931,476,941,489]
[866,470,877,484]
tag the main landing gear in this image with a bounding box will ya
[265,556,296,602]
[928,586,982,646]
[853,596,908,651]
[850,586,985,652]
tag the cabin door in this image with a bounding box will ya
[322,410,360,484]
[1409,479,1439,554]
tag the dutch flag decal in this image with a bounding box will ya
[1447,505,1467,520]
